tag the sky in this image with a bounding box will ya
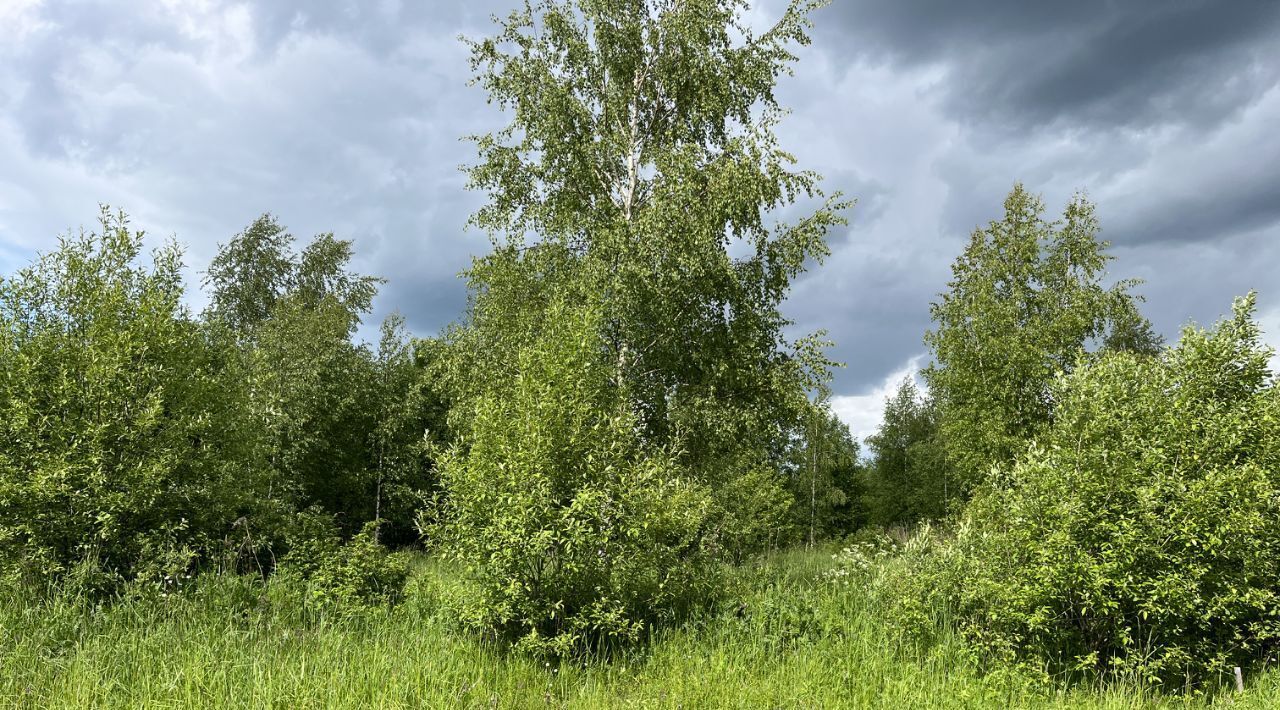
[2,0,1279,443]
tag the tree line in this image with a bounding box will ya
[2,0,1276,685]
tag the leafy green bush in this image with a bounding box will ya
[708,464,796,562]
[0,210,265,589]
[271,512,410,614]
[930,294,1280,686]
[433,301,719,656]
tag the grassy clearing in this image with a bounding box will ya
[1,548,1274,709]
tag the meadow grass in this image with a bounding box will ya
[2,548,1276,708]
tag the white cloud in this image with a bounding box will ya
[0,0,47,42]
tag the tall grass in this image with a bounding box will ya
[1,548,1274,708]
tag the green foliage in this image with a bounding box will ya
[209,217,382,531]
[786,406,865,543]
[430,244,580,439]
[250,291,380,532]
[0,209,436,593]
[434,300,718,656]
[927,294,1280,686]
[205,215,440,540]
[0,208,263,587]
[273,511,410,613]
[459,0,846,495]
[204,215,380,338]
[370,315,442,546]
[710,463,797,560]
[203,214,295,334]
[924,185,1159,494]
[863,378,953,526]
[9,546,1245,707]
[437,0,849,652]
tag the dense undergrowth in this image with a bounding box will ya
[2,546,1276,709]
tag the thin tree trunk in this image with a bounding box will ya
[809,415,818,549]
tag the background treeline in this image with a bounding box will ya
[2,0,1277,693]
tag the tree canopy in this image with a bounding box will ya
[924,184,1159,493]
[458,0,848,475]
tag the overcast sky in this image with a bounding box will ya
[2,0,1278,442]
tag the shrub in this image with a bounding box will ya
[936,294,1280,686]
[271,512,410,613]
[0,210,264,589]
[433,301,719,656]
[709,464,796,562]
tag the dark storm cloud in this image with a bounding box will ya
[813,0,1280,274]
[1113,169,1280,247]
[817,0,1280,131]
[773,0,1280,428]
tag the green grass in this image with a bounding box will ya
[2,548,1277,708]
